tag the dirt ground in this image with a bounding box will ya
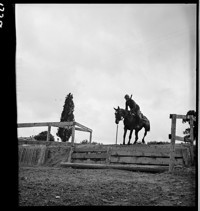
[18,165,196,206]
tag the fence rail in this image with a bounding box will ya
[17,121,92,145]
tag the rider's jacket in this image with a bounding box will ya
[125,98,140,113]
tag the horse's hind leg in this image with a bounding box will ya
[142,129,147,144]
[127,129,133,145]
[133,130,139,144]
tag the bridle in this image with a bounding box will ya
[115,109,125,123]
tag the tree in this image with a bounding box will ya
[57,93,75,142]
[34,131,55,142]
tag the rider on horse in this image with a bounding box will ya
[124,94,142,124]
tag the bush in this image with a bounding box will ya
[80,140,101,145]
[80,139,89,144]
[34,131,55,142]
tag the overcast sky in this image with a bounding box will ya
[16,4,196,144]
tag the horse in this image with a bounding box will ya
[182,110,197,141]
[114,106,150,145]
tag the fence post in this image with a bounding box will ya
[89,131,92,143]
[169,114,176,172]
[46,125,51,142]
[189,116,194,164]
[71,122,75,146]
[189,116,194,143]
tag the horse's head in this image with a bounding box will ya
[114,106,124,124]
[182,110,196,123]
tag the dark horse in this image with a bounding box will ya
[114,106,150,145]
[182,110,197,141]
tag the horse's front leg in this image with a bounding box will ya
[133,130,139,144]
[123,127,127,145]
[127,129,133,145]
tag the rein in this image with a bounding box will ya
[120,109,131,119]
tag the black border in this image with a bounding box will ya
[2,1,198,209]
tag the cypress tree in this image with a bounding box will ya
[57,93,75,142]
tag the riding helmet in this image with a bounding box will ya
[124,94,129,99]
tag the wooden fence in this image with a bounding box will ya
[169,114,195,172]
[17,121,92,146]
[18,115,195,173]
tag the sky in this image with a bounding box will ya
[16,4,196,144]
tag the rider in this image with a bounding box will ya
[124,94,142,123]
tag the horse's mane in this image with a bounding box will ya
[119,108,134,118]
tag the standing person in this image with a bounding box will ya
[124,94,142,123]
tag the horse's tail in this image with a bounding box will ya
[146,123,150,131]
[147,123,150,132]
[142,116,150,132]
[145,120,150,132]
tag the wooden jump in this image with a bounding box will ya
[169,114,195,172]
[60,144,191,173]
[17,121,92,145]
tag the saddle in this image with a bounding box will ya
[130,111,148,124]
